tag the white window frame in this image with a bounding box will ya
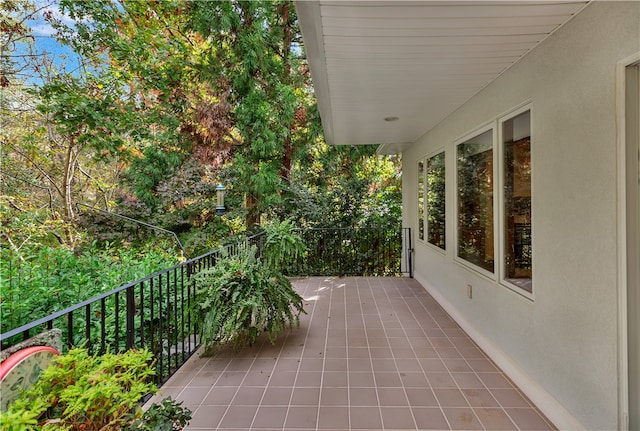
[425,148,447,254]
[417,159,426,242]
[498,104,534,300]
[453,123,498,281]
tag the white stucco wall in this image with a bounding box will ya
[401,2,640,429]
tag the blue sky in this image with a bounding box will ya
[17,0,82,84]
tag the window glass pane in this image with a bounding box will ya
[457,129,494,272]
[418,160,425,241]
[503,110,532,292]
[426,152,446,249]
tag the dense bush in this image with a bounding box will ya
[0,348,191,430]
[0,243,178,334]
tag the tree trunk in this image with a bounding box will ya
[245,194,260,229]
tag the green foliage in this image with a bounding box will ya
[2,348,157,430]
[126,397,191,431]
[0,243,178,334]
[193,246,305,351]
[0,410,40,431]
[263,219,305,270]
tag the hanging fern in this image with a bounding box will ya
[263,219,306,271]
[193,245,305,352]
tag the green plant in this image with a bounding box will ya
[0,410,40,431]
[194,245,305,351]
[263,219,306,270]
[126,397,191,431]
[1,348,157,430]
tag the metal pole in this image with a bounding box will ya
[76,203,188,259]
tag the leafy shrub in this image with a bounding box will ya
[126,397,191,431]
[194,245,305,351]
[1,243,177,334]
[1,348,157,430]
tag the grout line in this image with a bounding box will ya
[371,276,420,430]
[179,277,556,430]
[314,276,338,431]
[280,277,318,431]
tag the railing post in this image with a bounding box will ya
[126,286,135,349]
[406,228,413,278]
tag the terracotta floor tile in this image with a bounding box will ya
[395,358,423,372]
[285,406,318,429]
[320,387,349,405]
[419,358,448,372]
[478,372,515,389]
[295,371,322,387]
[442,407,484,430]
[405,387,439,407]
[412,407,451,430]
[231,386,264,405]
[451,372,485,389]
[461,388,501,408]
[156,277,557,431]
[400,372,429,388]
[202,387,236,405]
[242,371,271,386]
[268,371,297,386]
[291,387,320,406]
[433,388,470,408]
[262,386,293,406]
[218,405,257,429]
[252,406,288,429]
[349,357,374,372]
[374,372,402,388]
[506,408,555,431]
[188,405,226,428]
[372,358,397,372]
[380,406,415,429]
[349,372,376,388]
[317,406,350,429]
[369,346,393,358]
[215,371,246,387]
[350,406,383,429]
[349,387,379,406]
[491,388,533,408]
[324,357,348,372]
[376,387,409,406]
[475,407,518,430]
[426,372,457,388]
[177,387,212,405]
[445,358,474,373]
[323,371,348,387]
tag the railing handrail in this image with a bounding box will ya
[1,228,408,345]
[0,232,267,343]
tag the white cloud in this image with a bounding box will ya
[28,2,81,38]
[30,23,57,37]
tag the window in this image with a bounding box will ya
[426,151,446,249]
[457,129,494,273]
[502,109,532,293]
[418,160,425,241]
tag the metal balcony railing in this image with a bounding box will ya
[0,227,411,383]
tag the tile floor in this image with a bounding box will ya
[149,277,556,430]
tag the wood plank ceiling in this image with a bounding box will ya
[295,1,589,153]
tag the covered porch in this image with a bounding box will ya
[150,277,554,430]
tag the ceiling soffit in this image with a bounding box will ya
[296,1,589,153]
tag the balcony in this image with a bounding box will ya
[149,276,554,430]
[1,228,554,429]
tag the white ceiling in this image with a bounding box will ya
[295,1,589,154]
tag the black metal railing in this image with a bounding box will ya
[0,233,266,384]
[0,227,410,383]
[285,227,412,277]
